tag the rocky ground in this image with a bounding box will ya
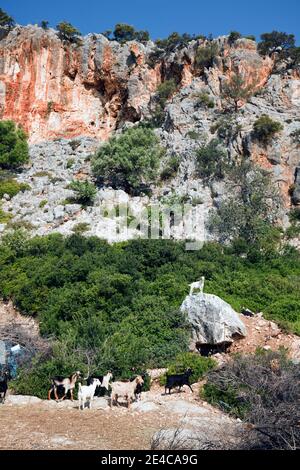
[0,382,239,450]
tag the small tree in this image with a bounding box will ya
[92,127,163,194]
[0,8,15,29]
[40,20,49,30]
[258,31,295,56]
[57,21,81,43]
[222,73,256,112]
[0,121,29,169]
[253,114,283,145]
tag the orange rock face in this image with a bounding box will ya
[0,26,161,143]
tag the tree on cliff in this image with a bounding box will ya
[112,23,149,43]
[221,73,256,112]
[0,121,29,170]
[208,160,282,255]
[0,8,15,29]
[92,127,163,195]
[56,21,82,43]
[258,31,295,56]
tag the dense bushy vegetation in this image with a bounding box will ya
[0,121,29,169]
[0,233,299,397]
[202,350,300,449]
[258,31,296,57]
[92,127,163,194]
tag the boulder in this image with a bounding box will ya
[180,293,246,347]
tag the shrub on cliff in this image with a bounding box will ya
[92,127,163,194]
[252,114,283,145]
[0,121,29,170]
[195,41,219,70]
[196,139,230,180]
[0,8,15,29]
[68,180,97,205]
[228,31,242,46]
[57,21,82,43]
[155,32,205,53]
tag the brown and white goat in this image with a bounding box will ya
[110,376,144,409]
[47,371,81,401]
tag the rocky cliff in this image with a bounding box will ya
[0,26,300,238]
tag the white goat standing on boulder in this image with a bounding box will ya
[189,276,205,296]
[78,378,101,410]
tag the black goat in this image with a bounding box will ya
[165,368,193,395]
[0,371,9,404]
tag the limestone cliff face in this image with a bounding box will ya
[0,26,161,143]
[0,28,279,144]
[0,27,299,216]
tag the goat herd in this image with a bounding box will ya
[0,368,194,409]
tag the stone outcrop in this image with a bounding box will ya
[180,293,246,348]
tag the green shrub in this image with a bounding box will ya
[69,180,97,205]
[155,32,205,53]
[0,121,29,169]
[194,91,214,109]
[39,200,48,209]
[156,80,177,108]
[196,139,230,180]
[112,23,149,43]
[186,130,201,140]
[92,127,163,194]
[253,115,283,144]
[0,205,13,223]
[228,31,242,45]
[72,222,90,234]
[195,41,219,70]
[160,155,180,180]
[210,117,242,143]
[160,352,216,386]
[0,179,30,198]
[66,158,75,169]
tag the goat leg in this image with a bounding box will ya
[70,389,74,401]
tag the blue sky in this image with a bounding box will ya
[2,0,300,42]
